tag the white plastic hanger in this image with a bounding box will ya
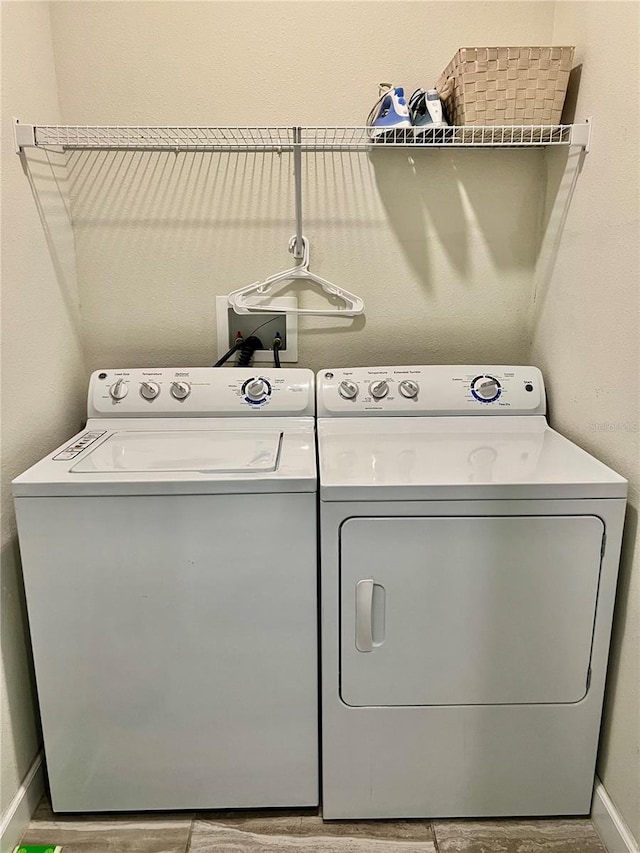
[227,236,365,317]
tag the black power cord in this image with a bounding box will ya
[273,332,282,368]
[214,339,243,368]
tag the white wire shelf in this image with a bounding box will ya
[13,120,591,152]
[25,124,296,151]
[302,124,581,149]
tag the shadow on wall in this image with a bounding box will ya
[23,141,555,368]
[64,147,301,277]
[529,145,586,333]
[63,147,367,351]
[19,148,83,344]
[561,65,583,127]
[59,144,550,282]
[597,503,639,779]
[369,147,549,287]
[529,65,588,334]
[0,537,43,786]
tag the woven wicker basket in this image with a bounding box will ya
[436,46,574,126]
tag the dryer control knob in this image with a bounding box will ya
[369,380,389,399]
[338,380,358,400]
[109,378,128,400]
[140,381,160,400]
[170,381,191,400]
[398,380,419,399]
[245,378,268,401]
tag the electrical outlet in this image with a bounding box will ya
[215,296,298,363]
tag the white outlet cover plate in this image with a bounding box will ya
[216,295,299,363]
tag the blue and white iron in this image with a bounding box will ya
[367,83,412,140]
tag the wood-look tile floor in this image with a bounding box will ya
[19,798,607,853]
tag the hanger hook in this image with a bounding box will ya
[288,234,310,268]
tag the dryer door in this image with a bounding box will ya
[340,515,603,706]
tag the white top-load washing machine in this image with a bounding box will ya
[13,367,318,812]
[316,365,627,820]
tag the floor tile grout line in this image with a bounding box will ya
[184,812,195,853]
[430,820,441,853]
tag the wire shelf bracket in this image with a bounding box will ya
[569,117,592,153]
[13,117,36,154]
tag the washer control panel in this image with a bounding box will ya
[317,366,545,417]
[53,430,107,460]
[89,368,314,417]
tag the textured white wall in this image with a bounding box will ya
[531,1,640,840]
[48,0,555,372]
[0,1,85,817]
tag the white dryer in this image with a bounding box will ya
[316,365,627,819]
[13,367,318,812]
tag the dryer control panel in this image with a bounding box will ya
[88,368,315,417]
[317,365,545,417]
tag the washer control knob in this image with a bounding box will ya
[474,377,500,400]
[338,380,358,400]
[170,381,191,400]
[369,380,389,399]
[398,380,419,399]
[140,381,160,400]
[109,378,128,400]
[245,378,268,401]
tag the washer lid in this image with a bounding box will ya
[72,430,282,474]
[12,417,316,497]
[317,416,628,500]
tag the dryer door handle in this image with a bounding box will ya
[355,579,374,652]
